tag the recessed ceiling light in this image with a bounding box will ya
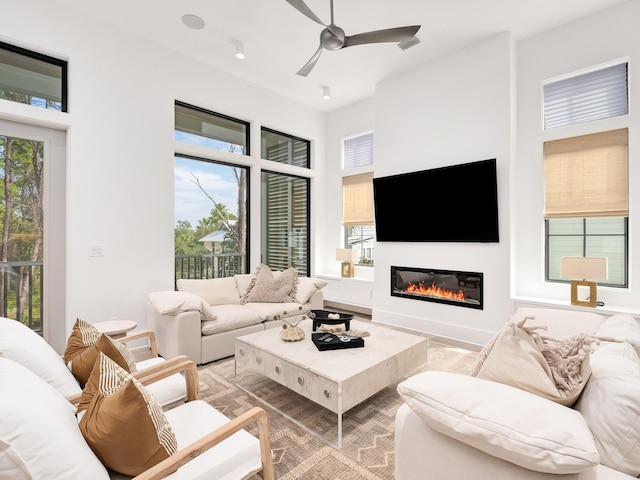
[182,14,205,30]
[235,42,245,60]
[322,86,331,100]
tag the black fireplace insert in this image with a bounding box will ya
[391,266,483,310]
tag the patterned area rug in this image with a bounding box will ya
[195,332,479,480]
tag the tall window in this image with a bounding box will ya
[544,129,628,287]
[342,132,374,266]
[261,171,309,276]
[543,60,629,288]
[174,103,250,279]
[0,41,67,112]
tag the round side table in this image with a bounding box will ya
[93,320,137,339]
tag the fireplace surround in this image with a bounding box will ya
[391,266,483,310]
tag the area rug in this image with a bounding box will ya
[195,334,479,480]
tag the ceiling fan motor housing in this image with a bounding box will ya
[321,25,346,50]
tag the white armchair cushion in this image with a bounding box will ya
[148,291,217,321]
[295,276,328,304]
[0,356,109,479]
[398,371,600,474]
[575,346,640,476]
[177,278,242,306]
[0,317,82,400]
[162,400,262,480]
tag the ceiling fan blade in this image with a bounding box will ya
[343,25,421,48]
[296,45,324,77]
[285,0,326,26]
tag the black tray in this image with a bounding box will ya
[310,309,355,331]
[311,332,364,351]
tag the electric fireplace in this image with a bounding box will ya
[391,266,483,310]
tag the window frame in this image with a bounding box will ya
[0,40,68,112]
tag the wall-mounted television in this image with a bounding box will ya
[373,158,499,243]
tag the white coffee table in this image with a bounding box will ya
[93,320,137,339]
[234,319,428,448]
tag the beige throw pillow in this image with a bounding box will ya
[243,264,298,303]
[471,315,595,406]
[78,353,178,476]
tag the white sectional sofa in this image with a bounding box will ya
[395,307,640,480]
[147,273,326,365]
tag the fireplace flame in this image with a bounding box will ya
[404,281,466,301]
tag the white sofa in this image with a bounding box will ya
[395,307,640,480]
[147,273,326,365]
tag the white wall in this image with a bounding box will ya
[514,0,640,310]
[2,0,326,351]
[369,33,515,344]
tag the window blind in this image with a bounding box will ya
[342,172,374,226]
[343,132,373,168]
[543,62,628,130]
[544,129,628,219]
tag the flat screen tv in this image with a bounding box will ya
[373,158,499,243]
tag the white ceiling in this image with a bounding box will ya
[51,0,628,112]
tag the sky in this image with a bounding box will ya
[174,156,240,228]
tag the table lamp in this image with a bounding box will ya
[560,256,608,308]
[336,248,360,278]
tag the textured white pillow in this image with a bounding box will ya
[177,277,242,305]
[575,348,640,476]
[0,357,109,479]
[398,371,600,474]
[0,317,82,400]
[295,277,328,304]
[243,265,297,303]
[148,291,217,321]
[0,438,30,480]
[596,313,640,357]
[510,307,605,338]
[234,274,256,298]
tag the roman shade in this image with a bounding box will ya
[544,129,628,219]
[342,172,374,226]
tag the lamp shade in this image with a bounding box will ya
[336,248,360,262]
[560,257,608,280]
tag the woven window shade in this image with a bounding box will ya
[342,173,374,226]
[544,129,628,219]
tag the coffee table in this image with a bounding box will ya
[234,319,428,448]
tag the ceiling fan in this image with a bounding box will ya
[286,0,421,76]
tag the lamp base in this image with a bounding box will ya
[341,261,354,278]
[570,279,597,308]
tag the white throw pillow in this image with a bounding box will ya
[510,307,605,338]
[177,278,242,306]
[148,291,217,321]
[0,317,82,400]
[0,438,30,480]
[0,357,109,479]
[295,276,328,304]
[397,371,600,474]
[596,313,640,357]
[575,348,640,476]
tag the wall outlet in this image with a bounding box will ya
[90,245,104,257]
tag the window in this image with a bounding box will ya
[261,127,310,168]
[543,61,628,130]
[343,132,373,168]
[261,171,309,276]
[175,101,249,154]
[174,102,250,280]
[341,131,375,266]
[0,41,67,112]
[544,129,628,287]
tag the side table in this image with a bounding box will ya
[93,320,137,339]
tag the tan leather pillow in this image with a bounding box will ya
[78,353,177,476]
[63,318,101,363]
[69,333,137,387]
